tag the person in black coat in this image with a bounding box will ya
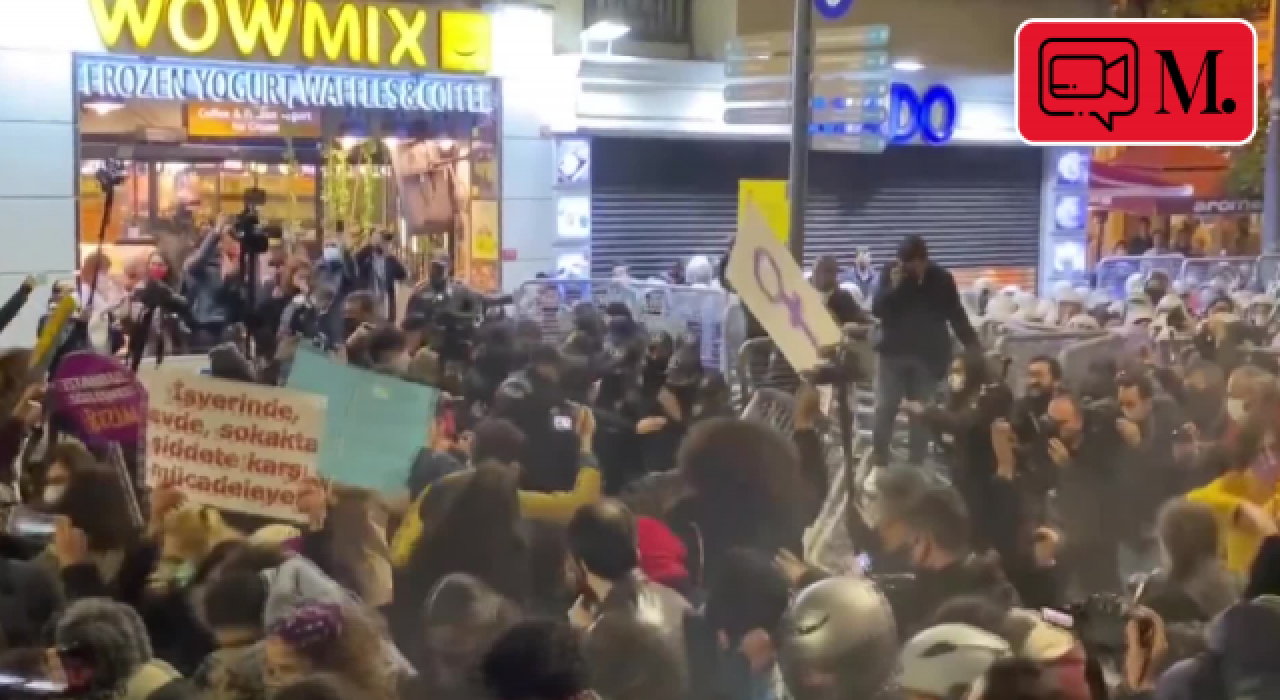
[871,235,980,467]
[355,232,408,322]
[811,255,871,326]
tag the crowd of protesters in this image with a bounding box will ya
[0,224,1276,700]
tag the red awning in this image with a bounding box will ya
[1089,162,1195,202]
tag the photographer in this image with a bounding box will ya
[355,231,407,322]
[181,226,237,350]
[1114,373,1197,560]
[1014,356,1064,443]
[1044,393,1126,594]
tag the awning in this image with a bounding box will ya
[1089,162,1195,202]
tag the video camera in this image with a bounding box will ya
[231,186,279,255]
[1054,592,1153,658]
[95,159,126,191]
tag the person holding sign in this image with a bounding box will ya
[871,236,981,468]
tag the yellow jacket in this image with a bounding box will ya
[391,453,602,568]
[1187,470,1280,575]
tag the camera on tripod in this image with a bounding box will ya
[233,187,275,255]
[95,160,127,191]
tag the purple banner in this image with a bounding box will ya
[49,352,146,446]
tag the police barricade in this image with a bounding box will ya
[512,279,729,369]
[1180,257,1257,313]
[995,329,1108,395]
[733,323,876,404]
[1094,255,1185,299]
[1058,328,1155,390]
[721,300,749,388]
[1255,254,1280,293]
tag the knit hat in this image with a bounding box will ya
[634,517,688,589]
[269,602,345,651]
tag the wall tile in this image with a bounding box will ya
[0,121,75,199]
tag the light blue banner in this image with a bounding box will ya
[287,350,439,494]
[77,54,495,114]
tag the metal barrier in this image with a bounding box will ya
[1256,254,1280,293]
[512,279,729,368]
[732,324,876,404]
[1057,330,1153,389]
[741,387,798,435]
[995,329,1108,394]
[1179,257,1257,314]
[1094,255,1185,299]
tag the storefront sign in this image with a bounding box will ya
[89,0,491,73]
[78,55,496,113]
[888,82,958,145]
[187,103,321,138]
[585,0,689,44]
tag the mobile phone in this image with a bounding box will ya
[856,552,873,574]
[1041,607,1074,629]
[2,506,56,539]
[553,414,573,431]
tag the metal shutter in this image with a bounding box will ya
[590,137,1043,280]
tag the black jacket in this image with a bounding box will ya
[888,551,1021,637]
[872,262,978,377]
[354,246,408,321]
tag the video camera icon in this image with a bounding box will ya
[1039,38,1139,131]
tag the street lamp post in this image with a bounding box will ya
[786,0,815,264]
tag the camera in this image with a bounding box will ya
[232,186,280,255]
[1060,593,1151,654]
[95,159,126,191]
[287,301,333,352]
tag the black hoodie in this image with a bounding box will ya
[872,262,979,378]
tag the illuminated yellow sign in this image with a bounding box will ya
[89,0,490,73]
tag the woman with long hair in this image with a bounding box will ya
[393,463,530,656]
[665,417,809,587]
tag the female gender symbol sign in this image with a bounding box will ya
[753,247,821,352]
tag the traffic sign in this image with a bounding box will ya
[814,0,854,21]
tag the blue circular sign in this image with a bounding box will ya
[814,0,854,21]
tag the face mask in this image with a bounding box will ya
[322,246,340,262]
[148,264,168,281]
[1228,398,1248,423]
[43,484,66,506]
[173,560,196,588]
[948,374,966,392]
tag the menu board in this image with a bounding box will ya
[187,104,321,139]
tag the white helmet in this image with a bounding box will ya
[1171,279,1190,297]
[1051,279,1073,300]
[973,277,996,295]
[1014,307,1044,324]
[1055,285,1085,305]
[1087,289,1113,311]
[1037,298,1056,320]
[985,295,1018,321]
[1013,291,1037,312]
[1250,294,1276,312]
[1156,294,1185,315]
[1107,300,1127,317]
[999,284,1020,298]
[897,624,1011,700]
[1066,314,1101,331]
[1232,290,1255,311]
[1125,272,1146,298]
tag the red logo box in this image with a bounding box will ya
[1016,19,1257,145]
